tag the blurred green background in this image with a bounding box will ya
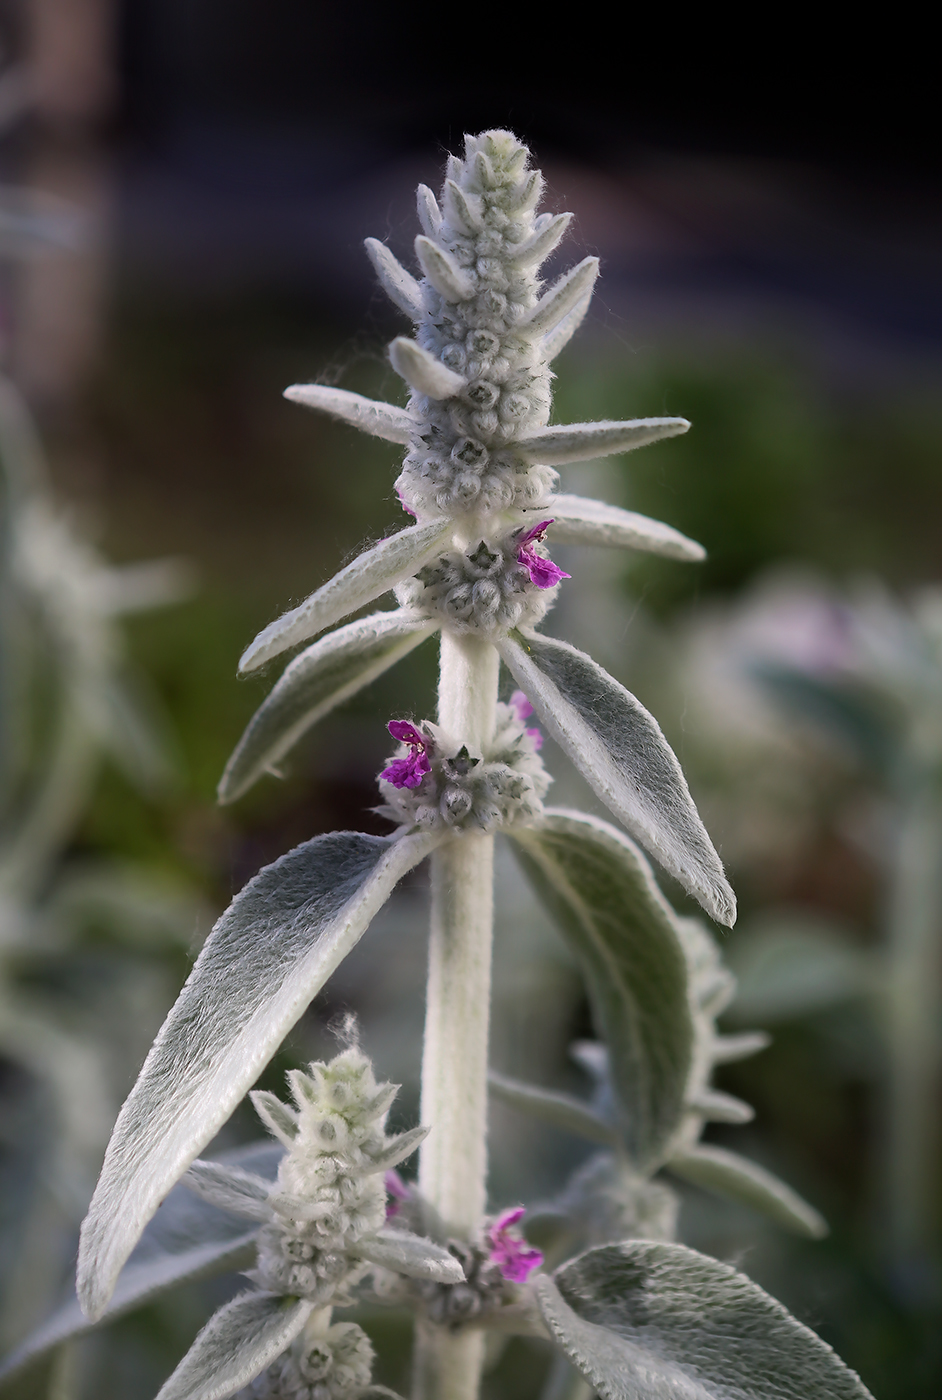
[0,3,938,1397]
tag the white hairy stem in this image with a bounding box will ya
[417,630,499,1400]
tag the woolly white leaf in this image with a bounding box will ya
[710,1031,771,1064]
[416,184,442,238]
[668,1144,828,1239]
[0,1144,281,1386]
[364,1124,430,1173]
[498,632,736,927]
[219,610,438,803]
[364,237,425,320]
[687,1089,755,1124]
[547,494,705,561]
[522,257,599,335]
[249,1090,299,1147]
[184,1160,273,1221]
[155,1292,312,1400]
[355,1229,465,1283]
[538,1242,872,1400]
[443,178,483,233]
[388,336,467,399]
[543,290,592,361]
[78,829,438,1319]
[509,811,694,1168]
[238,521,452,673]
[282,384,415,445]
[488,1071,618,1147]
[414,234,475,302]
[515,419,690,466]
[510,211,572,267]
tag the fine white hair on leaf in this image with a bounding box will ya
[522,256,599,335]
[363,237,426,321]
[76,829,438,1320]
[413,234,475,303]
[515,418,690,466]
[282,384,416,444]
[388,336,468,399]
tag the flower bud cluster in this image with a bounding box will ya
[395,524,563,636]
[396,131,558,523]
[241,1321,374,1400]
[251,1050,403,1304]
[377,700,550,834]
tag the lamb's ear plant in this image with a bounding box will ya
[3,131,877,1400]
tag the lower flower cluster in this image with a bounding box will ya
[377,695,550,834]
[394,520,567,636]
[241,1321,375,1400]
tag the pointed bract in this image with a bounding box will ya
[522,257,599,335]
[283,385,415,445]
[388,336,468,399]
[414,234,475,302]
[364,237,426,320]
[515,418,690,466]
[549,493,705,561]
[238,521,452,673]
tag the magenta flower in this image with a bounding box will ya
[516,519,571,591]
[385,1169,411,1219]
[486,1206,543,1283]
[509,690,543,750]
[381,721,432,789]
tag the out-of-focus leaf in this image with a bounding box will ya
[753,661,900,775]
[0,1143,280,1389]
[78,829,438,1320]
[239,522,452,673]
[509,810,694,1169]
[498,631,736,926]
[489,1070,618,1146]
[537,1242,873,1399]
[668,1143,827,1238]
[218,610,438,804]
[154,1292,311,1400]
[728,916,873,1022]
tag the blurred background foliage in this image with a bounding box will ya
[0,2,938,1397]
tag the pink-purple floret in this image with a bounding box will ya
[384,1169,411,1219]
[509,690,543,750]
[516,519,571,591]
[382,721,431,789]
[486,1206,544,1282]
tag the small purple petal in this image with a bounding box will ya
[509,691,534,722]
[516,519,555,549]
[381,751,430,789]
[486,1206,544,1283]
[396,486,417,518]
[385,1169,410,1218]
[387,720,426,746]
[519,548,571,590]
[526,726,543,751]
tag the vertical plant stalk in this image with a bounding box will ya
[885,782,942,1284]
[415,631,499,1400]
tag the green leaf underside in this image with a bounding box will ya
[78,829,438,1320]
[0,1143,281,1387]
[510,811,694,1169]
[488,1070,618,1147]
[668,1144,827,1239]
[238,520,452,673]
[549,494,705,562]
[498,631,736,927]
[154,1292,312,1400]
[219,610,439,803]
[538,1242,874,1400]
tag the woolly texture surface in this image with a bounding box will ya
[538,1242,874,1400]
